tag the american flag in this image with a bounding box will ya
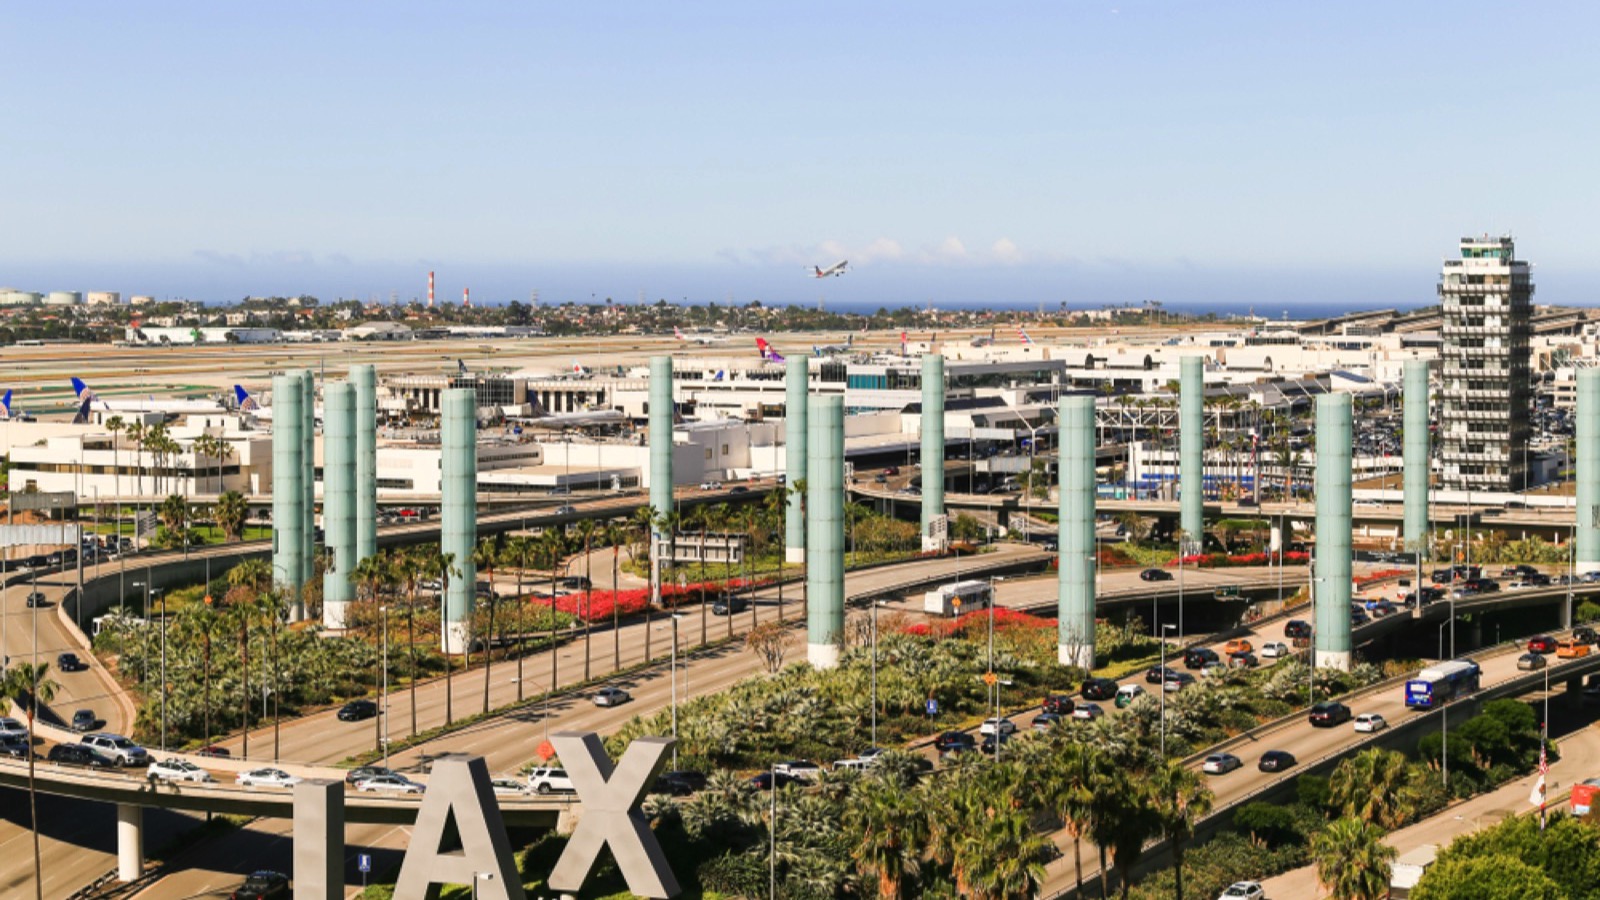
[1531,733,1549,830]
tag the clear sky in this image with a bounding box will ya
[3,2,1597,313]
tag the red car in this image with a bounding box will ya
[1528,635,1558,655]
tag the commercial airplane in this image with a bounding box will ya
[675,327,728,345]
[233,385,326,424]
[755,338,786,364]
[970,327,997,348]
[71,378,226,416]
[509,392,624,428]
[0,390,33,421]
[813,334,855,357]
[810,260,849,278]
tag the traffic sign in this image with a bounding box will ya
[926,698,939,716]
[358,853,372,874]
[983,671,998,686]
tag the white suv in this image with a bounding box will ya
[526,767,576,794]
[80,733,149,767]
[147,758,215,783]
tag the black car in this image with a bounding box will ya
[1284,619,1313,639]
[1146,665,1179,684]
[1041,694,1076,716]
[1309,701,1352,727]
[1258,750,1297,772]
[345,765,396,785]
[652,772,698,796]
[57,653,87,673]
[25,592,48,608]
[711,597,751,616]
[231,870,290,900]
[1081,677,1119,701]
[935,731,976,754]
[980,731,1011,755]
[70,709,99,732]
[337,700,377,722]
[1183,647,1219,670]
[1414,587,1445,606]
[1140,568,1174,582]
[47,743,114,768]
[0,736,30,759]
[1575,627,1599,645]
[660,769,707,792]
[559,576,592,591]
[749,771,802,790]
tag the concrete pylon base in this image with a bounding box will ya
[1269,526,1283,554]
[786,547,805,565]
[921,536,946,553]
[442,621,471,657]
[1058,645,1094,669]
[1578,560,1600,576]
[117,803,143,882]
[1315,649,1352,672]
[322,600,349,632]
[808,643,839,669]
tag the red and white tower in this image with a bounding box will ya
[427,271,435,308]
[463,287,471,308]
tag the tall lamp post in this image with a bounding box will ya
[1160,622,1176,758]
[380,604,389,766]
[669,612,685,771]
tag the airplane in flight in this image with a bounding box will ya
[755,338,786,364]
[675,327,728,345]
[71,378,227,416]
[810,260,849,278]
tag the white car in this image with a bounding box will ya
[773,760,822,781]
[699,481,723,491]
[0,717,26,741]
[1202,753,1243,775]
[491,778,529,796]
[593,687,632,707]
[238,767,302,788]
[356,774,425,794]
[147,758,215,783]
[1072,702,1104,720]
[527,767,576,794]
[1354,713,1388,733]
[1260,641,1289,659]
[1218,882,1265,900]
[979,717,1016,737]
[831,757,874,772]
[1200,661,1227,678]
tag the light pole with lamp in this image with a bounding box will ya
[380,604,389,766]
[669,611,685,771]
[261,684,275,760]
[156,585,167,752]
[1160,622,1176,758]
[870,598,881,748]
[471,871,494,900]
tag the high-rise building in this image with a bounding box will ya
[1438,235,1533,492]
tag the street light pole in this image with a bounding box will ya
[380,605,389,766]
[870,598,879,748]
[670,612,684,771]
[1160,623,1176,759]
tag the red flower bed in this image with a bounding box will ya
[901,606,1054,639]
[520,576,776,623]
[1355,568,1410,588]
[1167,550,1310,569]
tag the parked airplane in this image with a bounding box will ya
[71,378,226,416]
[510,392,624,428]
[813,334,855,357]
[755,338,786,364]
[0,390,32,421]
[1018,327,1035,345]
[233,385,326,424]
[810,260,849,278]
[675,327,728,345]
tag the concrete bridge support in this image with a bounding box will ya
[1179,356,1204,552]
[649,357,673,606]
[1404,360,1431,560]
[1579,368,1600,575]
[807,395,845,668]
[352,364,378,562]
[322,382,355,629]
[293,779,345,899]
[785,357,808,565]
[1315,393,1353,671]
[441,387,477,655]
[921,354,946,551]
[116,803,142,882]
[1058,395,1096,668]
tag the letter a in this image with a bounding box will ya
[548,732,680,898]
[393,754,525,900]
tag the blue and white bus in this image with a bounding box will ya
[1404,659,1481,710]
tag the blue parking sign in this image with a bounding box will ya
[926,698,939,716]
[358,853,372,874]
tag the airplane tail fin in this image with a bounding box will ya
[234,385,260,411]
[71,394,94,425]
[714,369,726,382]
[847,334,853,347]
[457,359,468,375]
[71,377,88,398]
[674,327,686,340]
[0,389,10,420]
[572,359,586,375]
[813,346,821,358]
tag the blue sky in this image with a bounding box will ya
[3,2,1597,312]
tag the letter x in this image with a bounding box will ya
[547,732,680,899]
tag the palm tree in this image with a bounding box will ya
[230,591,254,759]
[762,485,788,621]
[105,415,125,538]
[1311,817,1397,900]
[1148,759,1214,900]
[424,549,462,725]
[1,661,59,900]
[1042,740,1097,898]
[474,537,500,715]
[502,536,534,702]
[845,776,927,899]
[215,490,247,542]
[690,505,712,647]
[605,520,626,671]
[125,420,146,501]
[159,493,188,547]
[1329,747,1415,829]
[536,527,566,701]
[575,520,599,682]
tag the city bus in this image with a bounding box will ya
[1404,659,1481,710]
[923,580,993,617]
